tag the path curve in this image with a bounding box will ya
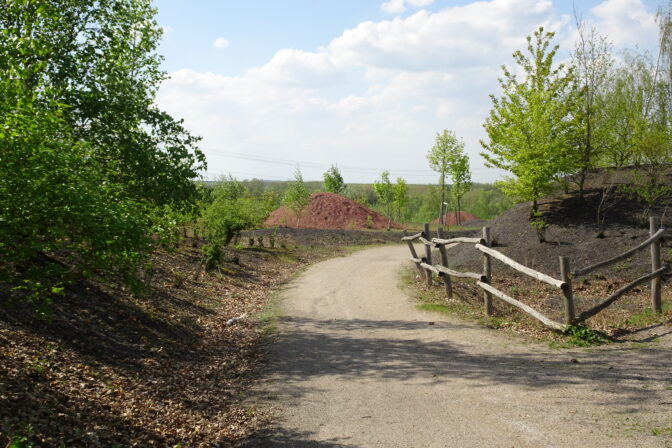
[245,244,672,447]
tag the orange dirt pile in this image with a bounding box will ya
[265,192,401,230]
[432,211,479,226]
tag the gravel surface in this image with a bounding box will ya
[243,244,672,448]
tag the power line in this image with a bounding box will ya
[207,150,440,175]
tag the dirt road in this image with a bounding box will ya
[245,244,672,447]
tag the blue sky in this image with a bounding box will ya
[153,0,663,183]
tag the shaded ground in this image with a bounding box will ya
[0,232,397,447]
[265,192,402,230]
[241,245,672,447]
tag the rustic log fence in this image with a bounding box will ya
[403,217,668,331]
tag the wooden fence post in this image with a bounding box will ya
[424,223,432,288]
[404,230,425,277]
[559,256,575,325]
[651,216,662,313]
[482,227,493,316]
[438,243,453,299]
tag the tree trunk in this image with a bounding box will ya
[530,198,538,218]
[439,173,446,225]
[456,194,462,226]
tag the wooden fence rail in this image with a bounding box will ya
[402,217,667,330]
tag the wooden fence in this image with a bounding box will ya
[402,217,669,330]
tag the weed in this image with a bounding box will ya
[172,271,187,289]
[8,425,34,448]
[564,324,608,346]
[201,244,222,270]
[651,427,672,436]
[26,357,50,377]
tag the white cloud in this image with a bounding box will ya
[158,0,660,183]
[381,0,406,14]
[408,0,435,6]
[381,0,435,14]
[213,37,230,48]
[590,0,657,46]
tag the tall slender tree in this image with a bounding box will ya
[283,168,311,227]
[427,130,461,225]
[373,171,395,230]
[571,13,613,200]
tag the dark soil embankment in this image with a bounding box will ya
[443,191,671,279]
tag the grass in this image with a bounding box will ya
[400,264,626,347]
[623,305,671,328]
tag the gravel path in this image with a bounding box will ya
[244,244,672,447]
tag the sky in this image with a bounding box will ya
[153,0,663,184]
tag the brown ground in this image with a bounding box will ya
[432,210,479,226]
[265,192,401,230]
[242,245,672,447]
[0,232,394,447]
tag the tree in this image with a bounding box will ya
[445,140,472,226]
[0,0,205,308]
[323,164,346,194]
[0,0,206,208]
[200,176,273,253]
[283,168,311,227]
[373,171,395,230]
[394,177,409,223]
[571,15,613,200]
[426,130,456,225]
[481,27,577,216]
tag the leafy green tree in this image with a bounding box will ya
[373,171,395,230]
[481,27,577,216]
[323,165,346,194]
[283,168,312,227]
[1,0,205,207]
[446,140,472,225]
[200,177,273,253]
[394,177,409,223]
[426,130,455,225]
[0,0,205,309]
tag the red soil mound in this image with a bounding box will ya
[432,211,479,226]
[265,192,401,230]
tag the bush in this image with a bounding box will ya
[199,177,274,247]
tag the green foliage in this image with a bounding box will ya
[373,171,395,229]
[529,211,550,243]
[426,130,459,222]
[323,164,346,194]
[393,177,409,223]
[7,424,34,448]
[200,176,273,247]
[201,244,223,271]
[283,168,312,226]
[0,0,205,309]
[481,27,577,215]
[564,324,608,346]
